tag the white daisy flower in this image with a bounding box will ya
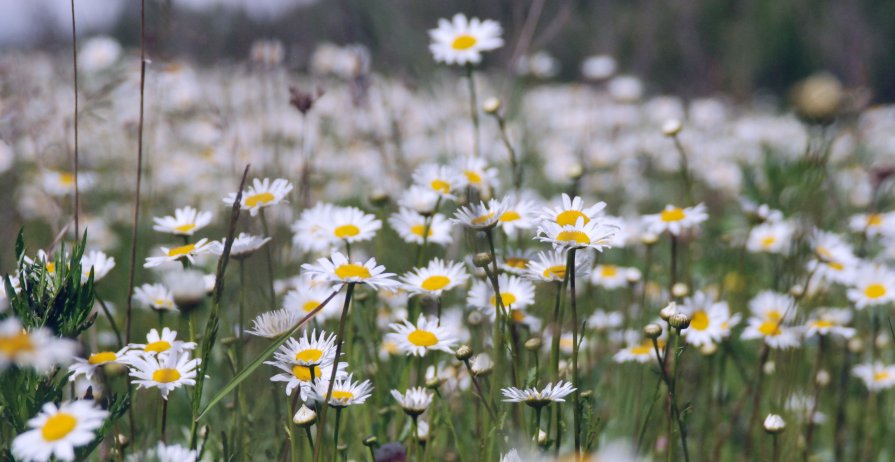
[613,338,664,364]
[677,291,741,348]
[391,387,433,416]
[746,221,794,254]
[401,258,469,297]
[412,164,463,200]
[740,291,801,350]
[428,13,504,66]
[313,373,374,408]
[805,308,855,339]
[497,194,539,237]
[499,248,538,275]
[807,230,858,285]
[143,238,213,268]
[268,358,347,399]
[853,362,895,391]
[80,250,116,284]
[283,278,344,322]
[541,193,607,227]
[223,177,294,217]
[525,250,590,283]
[849,212,892,238]
[133,283,176,312]
[247,309,304,338]
[68,346,130,382]
[386,314,458,357]
[457,157,499,196]
[12,400,108,462]
[397,185,441,215]
[40,170,95,196]
[127,348,200,400]
[291,202,338,253]
[325,206,382,244]
[535,217,617,251]
[265,330,340,392]
[467,274,536,316]
[209,233,271,260]
[501,380,576,407]
[846,263,895,309]
[152,206,213,236]
[452,198,508,231]
[588,310,624,332]
[127,327,196,356]
[388,208,453,247]
[301,252,399,291]
[128,442,198,462]
[642,203,708,236]
[0,317,77,373]
[590,264,629,289]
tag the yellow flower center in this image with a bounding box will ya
[410,224,432,237]
[331,390,354,401]
[152,368,182,383]
[631,343,652,356]
[295,348,324,363]
[690,310,709,330]
[0,331,33,356]
[471,212,495,225]
[87,351,117,365]
[174,223,197,234]
[758,321,782,337]
[46,262,56,274]
[292,365,315,381]
[865,283,886,299]
[421,275,451,291]
[430,179,451,194]
[868,214,882,226]
[41,413,77,441]
[334,263,371,280]
[760,236,776,248]
[154,298,170,308]
[334,224,360,239]
[451,34,477,50]
[510,309,526,323]
[167,244,196,258]
[465,170,482,184]
[144,341,171,353]
[505,258,528,268]
[499,211,521,222]
[408,329,439,347]
[874,371,890,382]
[816,246,832,259]
[543,265,566,279]
[303,301,320,313]
[660,208,686,222]
[556,210,588,227]
[245,192,276,208]
[59,173,76,186]
[490,292,517,307]
[556,230,591,245]
[600,265,618,277]
[811,320,835,329]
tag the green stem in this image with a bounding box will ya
[568,248,582,460]
[333,407,343,462]
[259,209,277,304]
[465,64,480,158]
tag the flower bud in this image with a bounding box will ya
[659,302,678,321]
[847,338,864,354]
[700,342,718,356]
[116,434,129,449]
[466,311,484,326]
[425,376,441,389]
[362,435,379,448]
[625,268,642,284]
[816,369,831,387]
[470,353,493,377]
[566,164,584,181]
[473,252,493,268]
[669,313,691,330]
[482,97,501,114]
[536,429,549,446]
[369,189,390,207]
[763,361,776,375]
[643,323,663,339]
[641,233,659,246]
[524,337,542,351]
[671,283,689,298]
[293,405,317,427]
[763,414,786,434]
[455,345,474,361]
[662,119,683,137]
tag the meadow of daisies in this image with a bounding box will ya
[2,7,895,462]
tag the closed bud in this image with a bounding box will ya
[369,189,390,207]
[466,311,484,326]
[662,119,683,137]
[473,252,493,268]
[363,435,379,448]
[524,337,542,351]
[672,283,689,298]
[659,302,678,321]
[471,353,493,377]
[455,345,474,361]
[483,97,501,114]
[669,313,691,330]
[566,164,584,181]
[425,376,442,389]
[293,405,317,427]
[116,434,129,449]
[641,233,659,246]
[625,268,642,284]
[536,429,549,446]
[847,338,864,354]
[763,414,786,434]
[643,323,663,339]
[763,361,776,375]
[700,342,718,356]
[816,369,831,387]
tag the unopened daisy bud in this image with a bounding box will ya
[643,323,663,339]
[700,342,718,356]
[524,337,542,351]
[425,376,441,389]
[482,97,501,114]
[672,283,689,298]
[535,429,548,445]
[416,420,430,443]
[789,284,805,298]
[116,434,129,449]
[471,353,493,377]
[363,435,379,448]
[293,405,317,427]
[662,118,683,137]
[641,233,659,246]
[337,443,348,453]
[166,269,207,314]
[473,252,493,268]
[625,268,642,284]
[763,414,786,434]
[763,361,776,375]
[876,332,889,350]
[456,345,474,361]
[816,369,830,387]
[659,302,678,321]
[199,425,209,439]
[354,289,370,302]
[847,338,864,354]
[669,313,691,330]
[566,163,584,181]
[467,311,484,326]
[369,189,390,207]
[221,336,238,346]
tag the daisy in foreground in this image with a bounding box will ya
[223,177,293,216]
[152,206,212,236]
[401,258,469,297]
[387,315,458,357]
[68,346,131,381]
[143,238,212,268]
[429,13,503,66]
[0,317,77,373]
[302,252,399,291]
[12,400,108,462]
[643,203,708,236]
[535,216,617,251]
[452,198,507,231]
[127,327,196,356]
[391,387,434,416]
[127,349,200,400]
[542,193,606,227]
[502,380,576,407]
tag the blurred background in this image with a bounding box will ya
[2,0,894,100]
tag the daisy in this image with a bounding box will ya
[804,308,855,339]
[846,263,895,309]
[269,358,347,399]
[152,206,213,236]
[642,203,708,236]
[0,317,77,373]
[588,310,624,332]
[223,177,294,217]
[853,362,895,391]
[80,250,116,284]
[12,400,108,462]
[739,199,784,224]
[40,170,96,196]
[391,387,433,416]
[467,274,536,316]
[849,212,892,238]
[326,206,382,244]
[127,327,196,356]
[68,346,130,381]
[143,238,212,268]
[292,202,337,252]
[740,291,801,349]
[301,252,399,291]
[388,208,453,246]
[133,283,176,312]
[412,164,463,200]
[677,291,741,348]
[535,217,617,251]
[541,193,606,227]
[129,442,198,462]
[746,221,794,254]
[457,157,499,196]
[127,348,200,400]
[397,185,441,215]
[452,198,508,231]
[508,308,542,331]
[497,194,539,236]
[613,338,664,364]
[247,309,304,338]
[387,315,458,356]
[807,230,858,285]
[501,381,576,407]
[283,278,344,322]
[209,233,270,260]
[402,258,469,297]
[500,248,537,275]
[428,13,504,66]
[267,330,339,382]
[590,264,628,289]
[525,250,591,282]
[313,373,374,407]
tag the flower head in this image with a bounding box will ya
[12,400,108,462]
[429,13,504,65]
